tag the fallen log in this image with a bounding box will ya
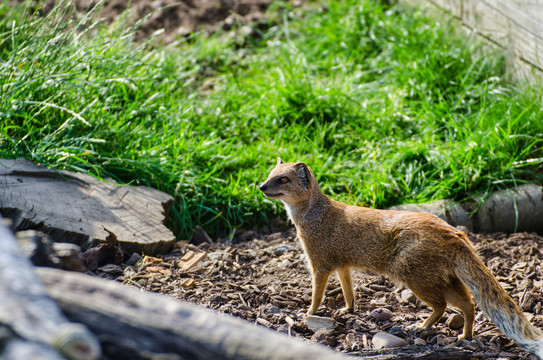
[0,218,100,360]
[0,158,175,255]
[389,183,543,234]
[36,267,349,360]
[356,346,474,359]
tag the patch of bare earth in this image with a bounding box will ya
[93,229,543,359]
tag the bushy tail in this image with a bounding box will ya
[454,247,543,358]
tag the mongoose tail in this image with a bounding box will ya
[454,244,543,358]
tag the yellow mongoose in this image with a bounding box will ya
[259,158,543,358]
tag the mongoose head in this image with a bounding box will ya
[259,158,317,205]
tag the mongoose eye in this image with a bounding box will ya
[280,177,289,184]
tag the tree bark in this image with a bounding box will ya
[0,158,175,255]
[36,267,350,360]
[0,217,100,360]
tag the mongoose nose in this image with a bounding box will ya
[259,183,268,192]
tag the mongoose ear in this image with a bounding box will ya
[276,157,284,166]
[296,163,310,190]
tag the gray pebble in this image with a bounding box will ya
[372,331,408,349]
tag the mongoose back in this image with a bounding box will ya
[259,158,543,358]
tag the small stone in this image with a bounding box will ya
[436,335,448,346]
[446,313,465,330]
[126,252,141,266]
[370,307,393,321]
[414,338,427,346]
[273,244,295,256]
[97,264,123,275]
[389,326,405,338]
[401,289,417,304]
[372,331,408,349]
[304,315,337,332]
[266,306,283,315]
[345,333,357,347]
[310,328,337,346]
[420,328,437,340]
[256,318,273,328]
[53,242,85,272]
[266,232,283,241]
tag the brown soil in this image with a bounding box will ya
[30,0,291,42]
[93,229,543,359]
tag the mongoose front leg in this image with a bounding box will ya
[337,267,355,314]
[307,270,331,315]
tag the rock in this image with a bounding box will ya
[389,326,406,338]
[371,331,408,349]
[446,313,465,330]
[125,253,141,266]
[414,338,426,346]
[266,232,283,241]
[401,289,417,304]
[53,243,86,272]
[310,328,337,346]
[370,307,393,321]
[273,244,295,256]
[304,315,337,332]
[436,335,448,346]
[97,264,123,275]
[266,306,283,315]
[256,318,273,328]
[344,333,357,347]
[82,229,124,271]
[420,328,437,340]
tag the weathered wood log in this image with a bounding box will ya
[355,346,474,359]
[389,184,543,234]
[0,218,101,360]
[36,267,350,360]
[0,158,175,255]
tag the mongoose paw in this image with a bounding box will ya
[457,333,472,341]
[336,306,354,315]
[406,323,425,332]
[306,307,318,316]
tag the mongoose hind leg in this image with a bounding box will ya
[444,280,475,340]
[406,288,447,332]
[337,267,355,314]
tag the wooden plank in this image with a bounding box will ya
[0,158,176,255]
[462,0,511,46]
[428,0,463,18]
[404,0,543,79]
[509,21,543,69]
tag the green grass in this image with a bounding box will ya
[1,0,543,241]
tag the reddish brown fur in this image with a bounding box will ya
[259,159,543,358]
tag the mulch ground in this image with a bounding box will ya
[93,228,543,359]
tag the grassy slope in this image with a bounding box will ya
[1,0,542,240]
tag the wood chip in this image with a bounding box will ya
[142,255,163,265]
[146,266,172,275]
[178,250,207,271]
[180,278,195,288]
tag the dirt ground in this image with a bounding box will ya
[28,0,295,42]
[90,227,543,359]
